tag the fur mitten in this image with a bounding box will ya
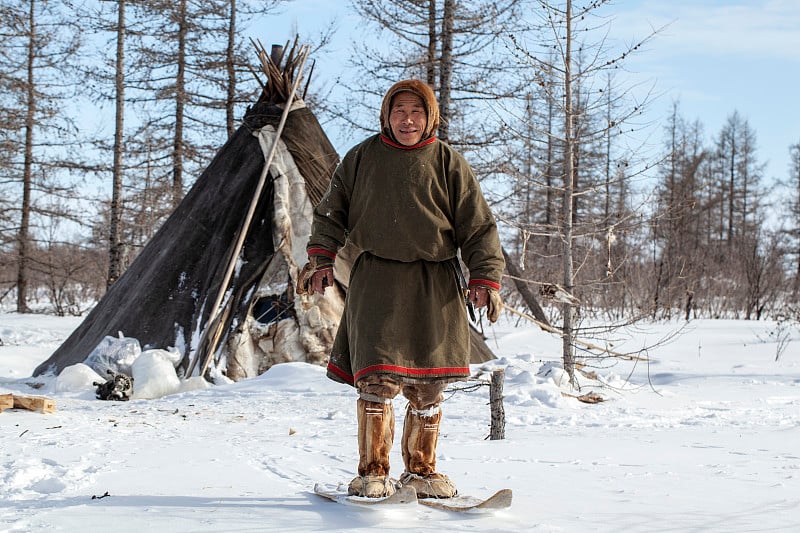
[296,257,334,295]
[486,289,503,323]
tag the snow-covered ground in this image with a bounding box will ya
[1,311,799,532]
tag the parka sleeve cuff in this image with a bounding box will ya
[468,278,501,291]
[307,247,336,265]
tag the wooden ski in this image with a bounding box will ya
[313,483,417,507]
[417,488,513,512]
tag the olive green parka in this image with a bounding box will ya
[307,130,504,386]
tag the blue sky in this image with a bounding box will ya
[611,0,800,184]
[258,0,800,186]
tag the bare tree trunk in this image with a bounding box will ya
[172,0,188,207]
[727,126,736,246]
[795,144,800,293]
[426,0,436,87]
[225,0,237,137]
[438,0,454,143]
[523,94,532,230]
[604,75,612,221]
[17,0,36,314]
[561,0,576,385]
[108,0,126,287]
[544,86,554,253]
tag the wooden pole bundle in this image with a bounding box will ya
[186,43,311,378]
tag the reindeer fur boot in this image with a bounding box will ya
[348,398,396,498]
[399,404,457,498]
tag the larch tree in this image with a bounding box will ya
[345,0,523,152]
[0,42,24,276]
[0,0,83,313]
[130,0,271,209]
[503,61,560,282]
[704,114,765,253]
[109,0,127,286]
[709,112,771,316]
[508,0,660,383]
[80,0,162,286]
[650,106,784,319]
[83,0,285,287]
[651,102,708,318]
[789,141,800,295]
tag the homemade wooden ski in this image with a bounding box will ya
[313,483,417,507]
[417,488,513,513]
[314,483,511,513]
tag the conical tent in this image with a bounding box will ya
[34,44,343,379]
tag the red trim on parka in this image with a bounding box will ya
[327,361,471,386]
[327,362,354,385]
[307,247,336,260]
[354,363,470,383]
[379,134,437,151]
[469,278,501,291]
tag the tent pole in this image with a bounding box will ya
[186,46,311,378]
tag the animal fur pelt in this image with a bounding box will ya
[93,369,134,401]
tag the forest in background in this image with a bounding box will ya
[2,0,799,333]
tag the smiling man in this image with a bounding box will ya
[299,79,504,499]
[388,91,427,146]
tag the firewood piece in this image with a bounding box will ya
[561,391,605,404]
[0,393,13,413]
[576,392,604,404]
[12,395,56,414]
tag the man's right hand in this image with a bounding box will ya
[297,260,334,295]
[310,265,334,295]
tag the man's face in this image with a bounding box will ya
[389,92,427,146]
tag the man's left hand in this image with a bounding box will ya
[469,286,490,308]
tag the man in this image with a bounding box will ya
[299,79,504,499]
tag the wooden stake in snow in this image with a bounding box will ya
[489,369,505,440]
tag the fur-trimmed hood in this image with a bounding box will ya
[379,79,440,142]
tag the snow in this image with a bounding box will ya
[1,311,799,532]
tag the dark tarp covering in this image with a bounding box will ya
[34,103,340,377]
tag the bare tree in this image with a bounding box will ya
[789,141,800,295]
[708,112,770,316]
[202,0,289,138]
[712,111,766,247]
[80,0,286,287]
[507,0,660,383]
[109,0,127,286]
[345,0,523,153]
[651,101,707,318]
[0,30,25,295]
[0,0,83,312]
